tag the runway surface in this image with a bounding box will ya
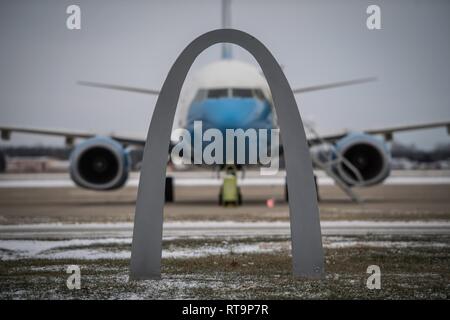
[0,220,449,239]
[1,171,449,300]
[0,170,450,224]
[1,170,450,188]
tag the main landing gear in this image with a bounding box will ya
[0,151,5,173]
[165,176,174,202]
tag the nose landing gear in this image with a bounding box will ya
[219,165,242,206]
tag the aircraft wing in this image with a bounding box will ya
[2,119,449,147]
[309,120,450,144]
[292,77,377,94]
[0,125,145,146]
[79,77,376,96]
[0,82,160,147]
[78,81,160,95]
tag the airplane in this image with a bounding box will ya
[1,0,449,204]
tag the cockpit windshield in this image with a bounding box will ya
[207,88,229,98]
[197,88,266,100]
[232,88,253,98]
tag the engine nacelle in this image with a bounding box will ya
[70,137,130,190]
[334,133,390,187]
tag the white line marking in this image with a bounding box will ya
[0,221,449,239]
[1,176,450,188]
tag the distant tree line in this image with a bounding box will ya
[390,142,450,162]
[0,145,145,170]
[0,146,73,160]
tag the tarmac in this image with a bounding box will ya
[1,170,449,299]
[0,170,449,224]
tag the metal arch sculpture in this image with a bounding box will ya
[130,29,324,280]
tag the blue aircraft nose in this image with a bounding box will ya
[184,97,276,165]
[201,98,266,130]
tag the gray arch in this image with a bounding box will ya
[130,29,324,279]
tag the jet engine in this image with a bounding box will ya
[70,137,130,190]
[333,133,390,187]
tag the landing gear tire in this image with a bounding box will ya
[314,175,320,202]
[285,179,288,202]
[219,187,223,206]
[237,187,243,206]
[165,176,174,203]
[0,151,5,173]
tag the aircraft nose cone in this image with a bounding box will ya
[202,98,264,129]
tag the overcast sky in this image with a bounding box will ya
[1,0,449,149]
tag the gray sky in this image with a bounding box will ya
[1,0,449,149]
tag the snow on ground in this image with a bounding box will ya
[0,238,131,255]
[1,220,449,240]
[1,221,449,261]
[1,233,449,261]
[2,220,450,231]
[0,236,287,261]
